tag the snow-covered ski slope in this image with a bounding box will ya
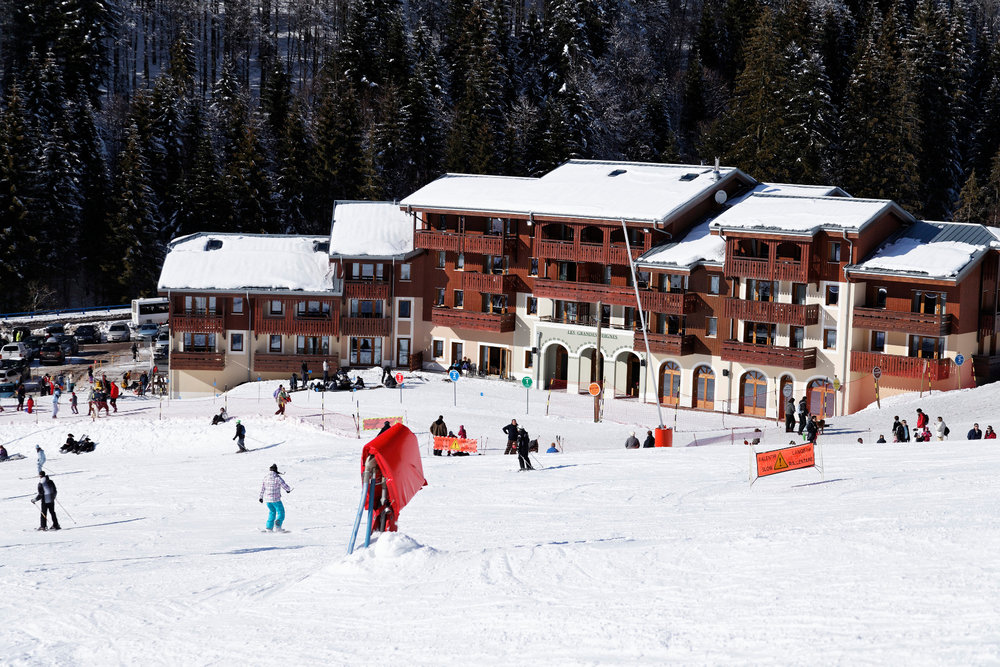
[2,372,1000,665]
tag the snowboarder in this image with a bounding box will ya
[212,408,228,425]
[32,471,60,531]
[785,396,796,432]
[642,430,655,448]
[36,445,45,474]
[968,423,983,440]
[624,432,640,449]
[259,463,291,532]
[516,427,533,470]
[502,419,519,455]
[131,342,138,362]
[233,420,247,452]
[378,420,392,435]
[274,385,290,417]
[70,391,78,414]
[430,415,448,456]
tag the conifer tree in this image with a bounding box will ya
[0,82,40,310]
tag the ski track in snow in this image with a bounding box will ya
[1,370,1000,664]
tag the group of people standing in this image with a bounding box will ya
[880,409,996,442]
[784,396,823,444]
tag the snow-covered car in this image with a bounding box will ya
[106,322,131,343]
[136,323,160,340]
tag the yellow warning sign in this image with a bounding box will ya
[773,452,789,470]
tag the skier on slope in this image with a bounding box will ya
[273,385,290,417]
[32,471,60,531]
[233,420,247,452]
[516,427,534,471]
[259,464,291,532]
[36,445,46,474]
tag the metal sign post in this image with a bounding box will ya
[522,376,532,413]
[449,369,460,406]
[873,366,881,409]
[396,372,404,403]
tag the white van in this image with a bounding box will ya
[0,342,29,361]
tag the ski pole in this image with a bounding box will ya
[530,454,545,470]
[56,499,76,524]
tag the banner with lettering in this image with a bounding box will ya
[363,416,404,431]
[433,436,478,453]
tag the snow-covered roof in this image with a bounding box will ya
[711,193,910,235]
[850,221,999,281]
[400,160,750,223]
[158,233,336,293]
[636,220,726,271]
[329,201,415,258]
[726,182,848,205]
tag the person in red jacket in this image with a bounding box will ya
[916,408,929,430]
[109,380,120,413]
[985,426,997,439]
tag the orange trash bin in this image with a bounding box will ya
[654,427,673,447]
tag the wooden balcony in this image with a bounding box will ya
[414,229,462,252]
[533,279,635,307]
[638,291,699,315]
[431,307,515,333]
[726,257,809,283]
[980,312,1000,338]
[462,272,516,294]
[721,340,818,370]
[606,244,645,265]
[850,351,951,381]
[723,299,820,326]
[340,316,392,337]
[344,280,389,301]
[170,312,226,333]
[636,331,695,356]
[253,353,339,374]
[462,234,516,255]
[533,239,644,265]
[853,307,952,337]
[534,239,578,262]
[171,351,225,371]
[253,302,339,337]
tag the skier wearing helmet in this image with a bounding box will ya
[233,420,247,452]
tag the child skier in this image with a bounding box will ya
[233,420,247,452]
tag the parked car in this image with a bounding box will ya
[154,331,169,358]
[106,322,131,342]
[0,358,28,382]
[53,334,79,356]
[44,323,65,336]
[136,322,160,339]
[73,324,100,344]
[0,342,29,361]
[25,335,45,360]
[39,342,66,365]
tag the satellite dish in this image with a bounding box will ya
[714,190,728,204]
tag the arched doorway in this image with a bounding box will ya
[692,366,715,410]
[543,344,569,390]
[616,352,641,398]
[659,362,681,406]
[808,378,835,419]
[740,371,768,416]
[778,375,795,418]
[579,348,605,390]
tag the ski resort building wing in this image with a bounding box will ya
[157,160,1000,416]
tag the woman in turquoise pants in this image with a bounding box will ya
[259,464,292,532]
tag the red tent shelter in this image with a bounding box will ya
[360,423,427,531]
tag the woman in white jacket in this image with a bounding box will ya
[935,416,948,441]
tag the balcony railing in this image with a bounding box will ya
[980,312,1000,338]
[171,312,226,333]
[462,234,516,255]
[253,353,339,374]
[850,351,951,381]
[639,291,699,315]
[853,307,952,337]
[726,257,809,283]
[533,239,644,265]
[253,302,339,337]
[431,307,515,333]
[414,229,462,252]
[533,279,636,307]
[171,351,225,370]
[723,299,820,326]
[721,340,818,370]
[344,280,389,300]
[462,272,515,294]
[534,239,577,261]
[636,331,695,356]
[340,316,392,337]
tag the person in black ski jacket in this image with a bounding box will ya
[642,430,656,448]
[32,471,60,530]
[430,416,448,456]
[516,427,533,470]
[797,397,808,435]
[233,420,247,452]
[502,419,519,455]
[378,420,392,435]
[806,415,820,444]
[785,396,796,433]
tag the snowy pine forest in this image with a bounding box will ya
[0,0,998,310]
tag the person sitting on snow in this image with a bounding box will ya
[546,442,560,453]
[212,408,228,425]
[0,444,7,461]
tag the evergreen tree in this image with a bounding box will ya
[780,43,836,184]
[314,66,366,207]
[679,49,708,159]
[0,82,40,310]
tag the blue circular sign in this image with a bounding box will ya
[449,369,460,381]
[956,354,965,366]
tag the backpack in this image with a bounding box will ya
[944,426,950,436]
